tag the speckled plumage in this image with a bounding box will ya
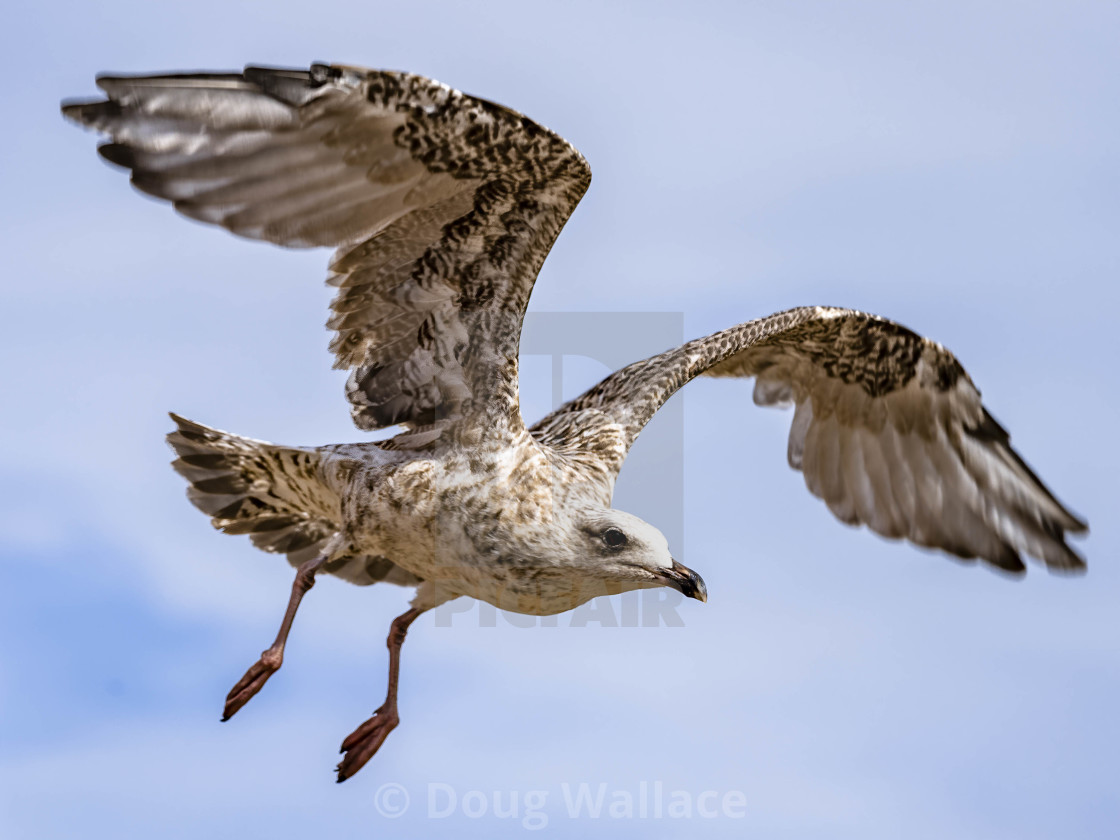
[64,63,1087,779]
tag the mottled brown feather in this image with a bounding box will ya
[533,306,1086,573]
[62,63,591,441]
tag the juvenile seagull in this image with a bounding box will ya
[62,63,1087,781]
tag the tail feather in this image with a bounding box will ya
[167,412,339,558]
[166,413,423,588]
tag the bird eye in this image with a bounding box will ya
[602,527,628,549]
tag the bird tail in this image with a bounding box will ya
[166,413,341,562]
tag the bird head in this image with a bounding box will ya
[570,507,708,603]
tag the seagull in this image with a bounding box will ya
[62,62,1088,782]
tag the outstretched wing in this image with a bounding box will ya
[532,306,1087,574]
[63,63,591,443]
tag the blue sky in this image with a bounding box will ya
[2,1,1117,837]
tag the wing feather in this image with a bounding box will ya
[63,63,592,441]
[532,306,1086,573]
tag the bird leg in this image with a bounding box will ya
[222,552,330,721]
[336,606,424,782]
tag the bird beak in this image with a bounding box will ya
[658,559,708,603]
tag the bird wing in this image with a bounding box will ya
[63,63,591,444]
[531,306,1087,574]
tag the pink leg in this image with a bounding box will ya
[222,553,329,721]
[336,607,424,782]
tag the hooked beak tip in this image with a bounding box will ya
[663,559,708,603]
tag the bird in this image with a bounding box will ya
[62,62,1088,782]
